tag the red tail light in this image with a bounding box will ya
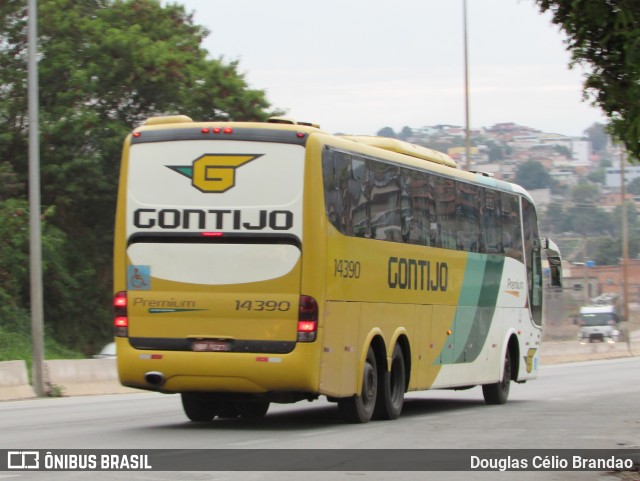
[113,291,128,337]
[298,295,318,342]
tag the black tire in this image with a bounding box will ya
[375,343,405,420]
[482,349,512,405]
[338,346,378,423]
[236,401,270,419]
[181,394,219,422]
[216,401,240,419]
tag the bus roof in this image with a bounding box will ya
[134,115,534,203]
[339,136,457,168]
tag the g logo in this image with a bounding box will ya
[168,154,262,193]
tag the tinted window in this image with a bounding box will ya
[522,198,542,325]
[321,148,529,262]
[501,193,523,261]
[370,162,401,241]
[456,182,482,252]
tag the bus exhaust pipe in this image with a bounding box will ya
[145,372,165,386]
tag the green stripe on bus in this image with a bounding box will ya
[439,254,505,365]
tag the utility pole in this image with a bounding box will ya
[620,147,631,352]
[463,0,472,170]
[28,0,46,397]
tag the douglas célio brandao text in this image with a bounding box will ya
[470,454,635,471]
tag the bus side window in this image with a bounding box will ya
[322,148,343,232]
[455,181,482,252]
[522,198,542,325]
[482,188,502,253]
[434,177,456,249]
[501,193,523,261]
[369,161,401,242]
[402,168,433,246]
[349,156,370,238]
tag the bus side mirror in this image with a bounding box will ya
[542,238,563,288]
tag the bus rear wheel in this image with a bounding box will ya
[338,346,378,423]
[181,394,219,422]
[482,349,512,405]
[375,343,406,420]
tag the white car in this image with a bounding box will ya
[93,342,116,359]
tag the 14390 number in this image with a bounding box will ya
[334,259,361,279]
[235,300,291,311]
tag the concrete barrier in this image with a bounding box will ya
[43,359,139,397]
[0,360,36,400]
[540,339,640,365]
[0,338,638,401]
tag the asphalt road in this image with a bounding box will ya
[0,357,639,481]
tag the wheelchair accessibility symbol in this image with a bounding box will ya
[128,265,151,290]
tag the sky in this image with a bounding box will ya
[167,0,609,137]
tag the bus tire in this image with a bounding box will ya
[482,349,511,405]
[181,394,219,422]
[236,401,270,419]
[216,402,240,418]
[338,346,378,423]
[375,343,405,420]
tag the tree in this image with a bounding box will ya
[541,201,565,233]
[514,160,552,189]
[398,126,413,141]
[0,0,275,350]
[554,145,572,159]
[485,139,506,161]
[377,127,396,138]
[586,168,605,184]
[610,203,640,237]
[534,1,640,160]
[571,182,600,205]
[591,235,640,265]
[564,204,614,236]
[584,122,610,152]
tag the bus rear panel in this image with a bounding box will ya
[114,123,321,400]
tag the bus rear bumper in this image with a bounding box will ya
[116,339,320,396]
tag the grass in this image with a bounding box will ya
[0,323,84,372]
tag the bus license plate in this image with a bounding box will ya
[192,340,230,352]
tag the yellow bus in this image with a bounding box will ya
[113,115,562,423]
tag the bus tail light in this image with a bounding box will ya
[114,291,128,337]
[297,295,318,342]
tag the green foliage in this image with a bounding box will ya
[611,203,640,236]
[0,322,84,365]
[590,235,640,265]
[586,168,605,184]
[398,126,413,141]
[377,127,396,138]
[0,199,30,311]
[571,182,600,204]
[554,145,572,159]
[485,140,506,161]
[584,122,610,152]
[563,204,614,235]
[0,0,275,355]
[542,198,640,267]
[542,196,617,236]
[514,160,552,189]
[535,1,640,160]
